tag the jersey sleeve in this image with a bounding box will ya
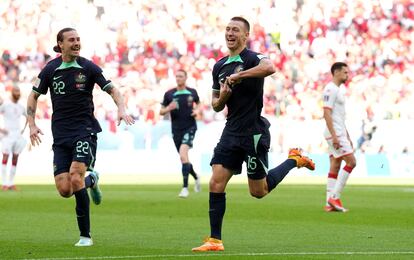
[252,52,268,66]
[323,85,337,109]
[193,90,200,104]
[161,91,171,107]
[32,69,50,95]
[90,61,112,91]
[211,63,220,92]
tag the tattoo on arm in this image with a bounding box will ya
[27,92,40,119]
[27,107,36,118]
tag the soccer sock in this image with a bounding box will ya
[188,163,198,180]
[182,163,191,188]
[1,163,7,186]
[266,159,297,192]
[326,172,338,205]
[74,188,91,238]
[84,174,95,188]
[8,165,16,186]
[332,165,353,199]
[209,192,226,240]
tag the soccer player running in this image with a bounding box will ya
[0,86,28,191]
[27,28,135,246]
[192,17,315,252]
[160,69,201,198]
[323,62,356,212]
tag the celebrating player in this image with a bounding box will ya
[192,17,315,252]
[0,86,27,191]
[160,69,201,198]
[27,28,135,246]
[323,62,357,212]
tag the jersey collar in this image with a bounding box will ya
[55,58,83,71]
[223,48,247,65]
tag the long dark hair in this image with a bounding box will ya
[53,27,76,53]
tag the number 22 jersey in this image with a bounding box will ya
[33,56,111,144]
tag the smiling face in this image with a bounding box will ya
[59,30,81,61]
[225,20,249,53]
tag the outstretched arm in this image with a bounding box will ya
[27,91,44,146]
[227,58,276,86]
[106,86,135,126]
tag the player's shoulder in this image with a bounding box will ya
[324,82,338,92]
[76,56,99,69]
[241,48,266,60]
[214,55,229,68]
[42,56,62,71]
[164,87,177,95]
[0,100,11,107]
[186,86,198,93]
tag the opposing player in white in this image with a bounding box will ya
[322,62,357,212]
[0,86,27,191]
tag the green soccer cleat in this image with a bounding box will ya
[88,171,102,205]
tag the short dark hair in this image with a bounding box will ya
[53,27,76,53]
[330,62,348,75]
[176,69,187,77]
[231,16,250,32]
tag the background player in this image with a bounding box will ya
[0,86,27,191]
[160,69,201,198]
[27,27,135,246]
[323,62,357,212]
[192,17,315,252]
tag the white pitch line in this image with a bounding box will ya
[22,251,414,260]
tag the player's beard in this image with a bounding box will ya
[12,94,20,102]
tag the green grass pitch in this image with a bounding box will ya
[0,184,413,259]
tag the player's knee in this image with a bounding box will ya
[58,187,72,198]
[250,190,267,199]
[179,156,187,163]
[347,160,356,169]
[209,178,225,193]
[70,174,83,189]
[12,154,19,164]
[2,155,8,164]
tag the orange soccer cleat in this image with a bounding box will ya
[324,205,337,212]
[328,197,348,212]
[288,148,315,170]
[192,237,224,252]
[8,185,18,191]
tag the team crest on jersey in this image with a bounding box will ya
[187,95,193,106]
[232,65,244,86]
[234,64,244,74]
[75,72,86,90]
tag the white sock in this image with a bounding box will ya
[332,167,352,199]
[1,163,7,186]
[326,175,337,205]
[8,165,16,186]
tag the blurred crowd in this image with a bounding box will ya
[1,0,413,129]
